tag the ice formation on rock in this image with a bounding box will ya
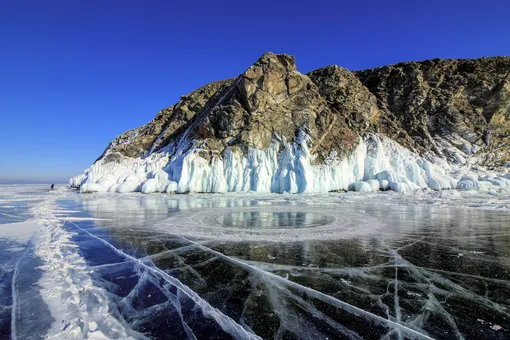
[69,53,510,195]
[70,133,510,195]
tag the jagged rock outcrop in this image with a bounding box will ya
[71,53,510,194]
[100,78,235,159]
[103,53,378,164]
[356,57,510,165]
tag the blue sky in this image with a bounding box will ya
[1,0,509,183]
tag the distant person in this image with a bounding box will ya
[50,184,55,190]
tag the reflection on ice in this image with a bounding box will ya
[217,211,334,229]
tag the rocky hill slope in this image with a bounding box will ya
[70,53,510,194]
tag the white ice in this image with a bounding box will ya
[0,185,144,340]
[0,221,40,244]
[30,194,143,339]
[70,133,510,195]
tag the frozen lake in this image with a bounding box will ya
[0,185,509,339]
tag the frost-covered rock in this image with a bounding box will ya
[353,181,373,192]
[141,179,160,194]
[367,180,381,191]
[457,178,480,191]
[117,181,140,193]
[374,170,419,193]
[379,180,390,191]
[70,53,510,194]
[71,134,476,194]
[80,183,107,193]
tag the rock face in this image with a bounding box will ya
[71,53,510,194]
[102,53,378,163]
[356,57,510,166]
[99,78,235,159]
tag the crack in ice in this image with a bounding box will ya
[160,234,434,339]
[67,221,262,340]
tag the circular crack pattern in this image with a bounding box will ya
[152,205,386,242]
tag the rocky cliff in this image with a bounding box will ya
[356,57,510,167]
[71,53,510,194]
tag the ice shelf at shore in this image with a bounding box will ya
[70,134,510,195]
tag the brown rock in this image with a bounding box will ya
[98,53,510,168]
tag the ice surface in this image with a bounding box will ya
[66,220,261,340]
[30,196,142,339]
[2,185,510,339]
[69,192,510,339]
[0,221,40,244]
[71,134,510,195]
[0,185,52,339]
[0,185,144,339]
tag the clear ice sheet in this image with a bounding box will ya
[2,185,510,339]
[61,192,510,339]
